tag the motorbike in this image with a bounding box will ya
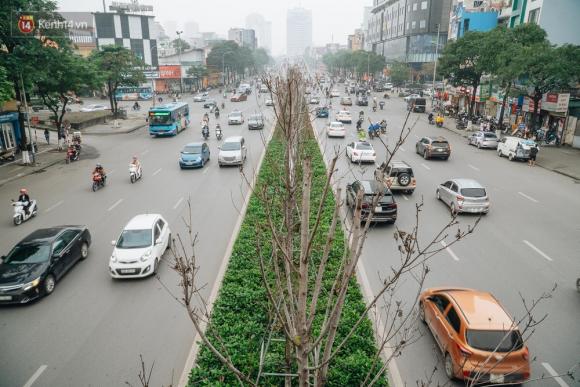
[379,121,387,134]
[202,126,210,140]
[436,117,444,128]
[356,119,363,131]
[216,126,223,140]
[221,102,225,109]
[129,164,142,183]
[372,105,377,112]
[132,104,141,111]
[215,110,220,119]
[92,173,106,192]
[379,101,385,110]
[11,199,37,226]
[65,145,80,164]
[456,118,468,130]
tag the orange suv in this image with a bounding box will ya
[419,288,530,384]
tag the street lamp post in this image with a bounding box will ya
[432,23,441,108]
[176,30,184,94]
[222,51,233,87]
[367,52,370,82]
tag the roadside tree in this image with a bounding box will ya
[0,65,14,105]
[171,38,190,51]
[186,65,209,91]
[388,61,411,86]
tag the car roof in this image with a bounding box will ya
[357,180,390,194]
[329,121,343,125]
[125,214,161,230]
[229,111,242,114]
[390,160,412,169]
[184,142,203,147]
[444,289,515,330]
[21,226,79,243]
[224,135,244,143]
[451,178,484,189]
[426,136,448,142]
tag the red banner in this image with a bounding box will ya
[158,65,181,79]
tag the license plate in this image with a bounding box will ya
[120,269,136,274]
[489,374,504,383]
[0,296,13,301]
[437,148,443,151]
[375,206,382,212]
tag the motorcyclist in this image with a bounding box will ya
[17,188,31,215]
[435,113,444,126]
[133,101,140,111]
[221,102,225,109]
[202,123,210,138]
[428,112,434,124]
[379,100,385,110]
[214,107,220,119]
[203,112,210,123]
[368,122,380,138]
[130,155,142,176]
[93,163,106,182]
[379,119,387,133]
[356,117,363,130]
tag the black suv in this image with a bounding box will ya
[356,96,368,106]
[374,160,416,194]
[416,136,451,160]
[345,180,397,224]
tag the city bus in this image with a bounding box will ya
[148,102,190,136]
[115,86,153,101]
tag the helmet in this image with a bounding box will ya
[96,163,102,168]
[20,188,27,194]
[132,155,138,160]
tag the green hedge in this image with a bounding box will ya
[188,128,388,386]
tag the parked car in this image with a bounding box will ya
[420,287,530,384]
[265,99,274,106]
[247,113,264,130]
[179,142,210,169]
[374,160,416,194]
[316,106,329,118]
[326,121,346,138]
[228,110,244,125]
[0,226,92,304]
[416,136,451,160]
[436,178,489,214]
[230,94,247,102]
[336,110,352,123]
[340,96,352,106]
[356,96,368,106]
[468,131,499,149]
[193,94,206,102]
[218,136,246,167]
[80,104,108,112]
[203,99,217,109]
[497,137,537,161]
[309,96,320,104]
[346,141,376,163]
[407,97,426,113]
[345,180,397,223]
[109,214,171,279]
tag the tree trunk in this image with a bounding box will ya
[469,79,480,118]
[13,80,28,147]
[532,87,542,130]
[498,82,512,130]
[108,80,116,114]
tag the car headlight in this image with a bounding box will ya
[140,249,151,262]
[22,277,41,291]
[110,252,117,263]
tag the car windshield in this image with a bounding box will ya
[466,329,523,352]
[331,123,343,128]
[116,229,152,249]
[356,143,373,150]
[460,188,486,197]
[182,145,201,154]
[222,142,241,151]
[3,243,51,264]
[230,113,241,118]
[484,133,497,139]
[250,115,262,120]
[432,141,448,147]
[149,113,172,126]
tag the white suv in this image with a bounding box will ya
[218,136,247,167]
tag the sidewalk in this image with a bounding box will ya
[0,142,64,187]
[38,116,147,136]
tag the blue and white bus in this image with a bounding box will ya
[148,102,190,136]
[115,86,153,101]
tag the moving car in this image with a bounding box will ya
[193,94,206,102]
[0,226,92,304]
[80,104,108,112]
[356,96,368,106]
[316,106,329,118]
[404,94,421,102]
[109,214,171,279]
[309,97,320,105]
[203,99,217,109]
[468,131,499,149]
[497,137,537,161]
[374,160,416,194]
[407,97,426,113]
[230,94,247,102]
[326,121,346,138]
[179,142,210,169]
[330,90,340,97]
[248,113,264,130]
[416,136,451,160]
[384,83,393,91]
[218,136,246,167]
[228,110,244,125]
[346,141,376,163]
[265,99,274,106]
[336,110,352,123]
[436,178,489,214]
[345,180,397,223]
[259,85,268,93]
[420,288,530,384]
[340,96,352,106]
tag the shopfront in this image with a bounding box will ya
[0,112,22,153]
[155,65,182,94]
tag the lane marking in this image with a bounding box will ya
[152,168,162,176]
[173,197,183,210]
[518,191,538,203]
[107,198,124,212]
[542,362,570,387]
[399,147,406,152]
[108,169,115,176]
[441,241,460,261]
[401,194,409,201]
[23,365,47,387]
[203,167,209,174]
[44,200,63,213]
[523,240,553,262]
[421,163,431,170]
[468,164,480,171]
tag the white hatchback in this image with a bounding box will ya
[336,110,352,123]
[109,214,171,279]
[346,141,376,163]
[326,121,346,138]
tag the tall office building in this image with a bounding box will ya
[228,28,257,50]
[246,13,272,52]
[286,7,312,57]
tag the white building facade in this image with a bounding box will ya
[286,7,313,57]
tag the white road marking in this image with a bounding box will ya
[518,191,538,203]
[172,197,183,210]
[23,365,47,387]
[523,240,553,262]
[402,194,409,201]
[107,198,123,212]
[152,168,162,176]
[203,167,209,174]
[468,164,480,171]
[44,200,63,213]
[542,362,570,387]
[441,241,460,261]
[108,169,115,175]
[421,163,431,170]
[399,147,406,152]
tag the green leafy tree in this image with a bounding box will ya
[252,48,271,72]
[90,45,146,115]
[186,64,208,90]
[0,65,14,105]
[206,41,243,84]
[171,38,191,51]
[388,61,410,86]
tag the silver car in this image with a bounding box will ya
[468,131,499,149]
[436,179,489,215]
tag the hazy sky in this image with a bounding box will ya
[56,0,370,55]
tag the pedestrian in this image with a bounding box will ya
[528,145,538,167]
[44,128,50,144]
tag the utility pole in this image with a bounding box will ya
[176,30,184,94]
[19,72,35,164]
[432,23,441,107]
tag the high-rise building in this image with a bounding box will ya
[286,7,313,57]
[362,6,373,51]
[348,29,365,51]
[228,28,257,50]
[184,21,200,39]
[448,0,499,41]
[246,13,272,52]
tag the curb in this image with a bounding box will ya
[82,123,147,136]
[0,157,63,188]
[535,163,580,182]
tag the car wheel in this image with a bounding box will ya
[201,159,205,167]
[444,353,456,380]
[398,173,410,186]
[508,153,514,161]
[423,150,429,160]
[44,274,56,296]
[497,149,503,157]
[13,215,22,226]
[166,233,172,250]
[79,242,89,260]
[153,258,159,275]
[436,189,441,200]
[419,302,426,323]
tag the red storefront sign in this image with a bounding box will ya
[158,65,181,79]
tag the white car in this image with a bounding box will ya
[346,141,376,163]
[330,90,340,97]
[109,214,171,279]
[265,99,274,106]
[193,94,206,102]
[310,97,320,104]
[404,94,421,102]
[336,110,352,123]
[80,104,108,112]
[384,83,393,91]
[228,111,244,125]
[326,121,346,138]
[218,136,247,167]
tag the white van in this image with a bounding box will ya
[218,136,247,167]
[497,137,537,161]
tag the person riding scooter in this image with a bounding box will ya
[202,124,210,139]
[133,101,140,111]
[130,155,142,176]
[428,112,435,125]
[17,188,31,215]
[435,114,444,127]
[93,163,106,182]
[214,107,220,119]
[368,122,380,139]
[379,119,387,134]
[379,100,385,110]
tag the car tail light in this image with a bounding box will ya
[388,203,397,209]
[456,343,472,358]
[361,203,369,209]
[463,370,471,378]
[523,371,530,379]
[457,195,464,202]
[522,347,529,361]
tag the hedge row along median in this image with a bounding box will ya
[188,121,388,386]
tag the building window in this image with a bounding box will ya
[406,22,410,30]
[528,8,540,23]
[412,21,416,29]
[421,1,428,10]
[420,20,426,28]
[413,3,418,11]
[408,5,411,12]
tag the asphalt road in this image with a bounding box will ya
[310,89,580,386]
[0,88,274,387]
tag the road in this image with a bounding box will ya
[310,89,580,386]
[0,88,274,387]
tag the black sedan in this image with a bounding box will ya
[345,180,397,224]
[0,226,91,304]
[203,99,217,109]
